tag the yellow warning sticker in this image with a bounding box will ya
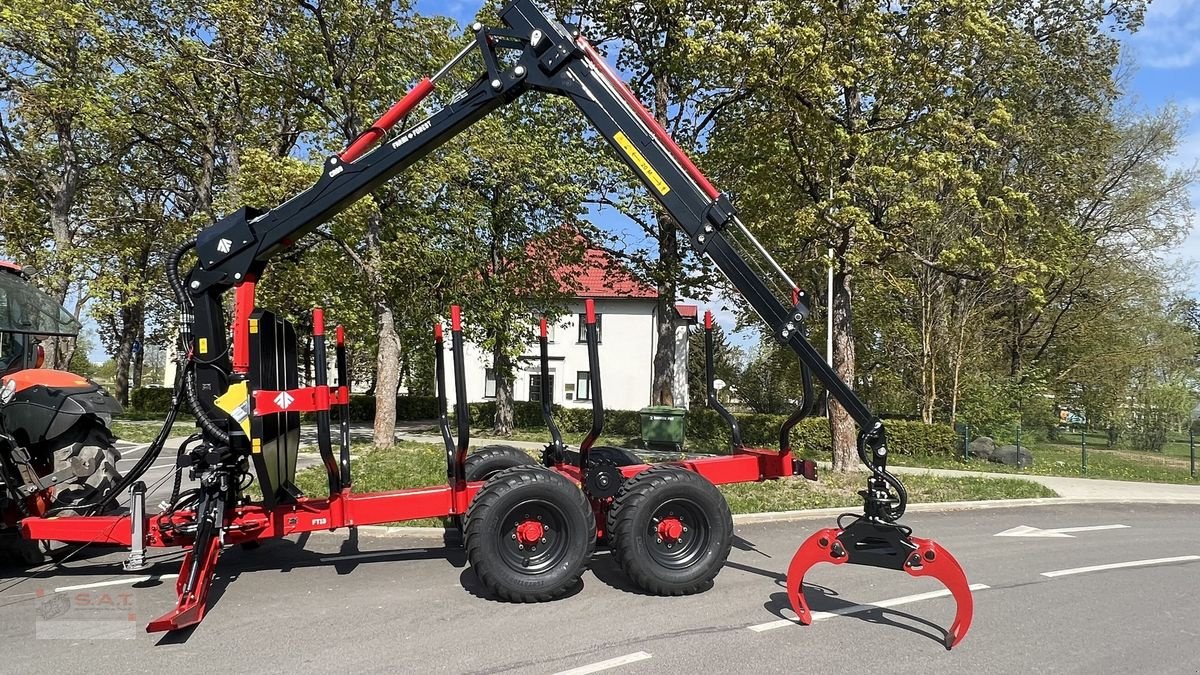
[249,318,258,334]
[615,132,670,196]
[251,437,262,455]
[198,337,208,354]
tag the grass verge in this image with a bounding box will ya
[293,442,1057,527]
[883,443,1200,485]
[111,420,177,444]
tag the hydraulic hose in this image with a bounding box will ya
[166,239,231,447]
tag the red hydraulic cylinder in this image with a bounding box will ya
[232,274,257,374]
[340,78,435,163]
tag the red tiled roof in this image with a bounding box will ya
[675,304,698,319]
[562,247,657,299]
[527,231,657,299]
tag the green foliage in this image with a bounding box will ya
[130,387,173,413]
[1128,379,1194,453]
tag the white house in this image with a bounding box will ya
[446,246,697,411]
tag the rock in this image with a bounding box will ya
[991,444,1033,468]
[967,436,996,461]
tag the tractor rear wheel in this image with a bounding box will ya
[607,466,732,596]
[465,466,595,602]
[463,445,537,482]
[0,533,46,567]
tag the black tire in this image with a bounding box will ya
[562,445,642,468]
[465,466,596,602]
[0,533,46,567]
[463,445,537,482]
[607,466,732,596]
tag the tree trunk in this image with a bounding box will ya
[366,208,399,450]
[373,300,401,450]
[132,331,145,390]
[492,340,514,436]
[829,268,857,472]
[114,306,136,406]
[650,72,679,406]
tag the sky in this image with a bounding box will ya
[1122,0,1200,288]
[84,0,1200,362]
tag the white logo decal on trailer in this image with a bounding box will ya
[274,391,295,409]
[217,238,232,253]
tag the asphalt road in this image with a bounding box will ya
[2,502,1198,674]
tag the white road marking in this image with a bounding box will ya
[54,574,178,593]
[747,584,990,632]
[1050,524,1131,534]
[319,550,427,562]
[1041,555,1200,578]
[995,524,1129,538]
[553,652,653,675]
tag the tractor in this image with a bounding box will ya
[0,262,122,565]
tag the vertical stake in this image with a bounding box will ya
[1190,425,1196,480]
[1081,427,1087,475]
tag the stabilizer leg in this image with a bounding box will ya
[146,486,226,633]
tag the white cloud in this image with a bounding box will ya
[1127,0,1200,69]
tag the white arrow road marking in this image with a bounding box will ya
[995,524,1130,538]
[1041,555,1200,578]
[747,584,990,632]
[54,574,179,593]
[553,652,652,675]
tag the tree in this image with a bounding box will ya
[446,91,603,435]
[705,0,1150,470]
[0,0,126,367]
[583,0,752,407]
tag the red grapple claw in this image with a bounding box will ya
[785,526,975,649]
[785,527,844,626]
[906,536,974,649]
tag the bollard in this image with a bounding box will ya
[1081,428,1087,475]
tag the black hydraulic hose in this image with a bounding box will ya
[778,361,815,453]
[856,429,908,522]
[166,238,230,446]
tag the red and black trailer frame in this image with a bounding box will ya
[19,0,972,646]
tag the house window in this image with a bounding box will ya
[577,313,602,343]
[575,371,591,401]
[529,373,554,403]
[484,368,496,398]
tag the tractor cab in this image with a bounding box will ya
[0,262,81,374]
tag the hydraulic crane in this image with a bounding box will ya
[19,0,972,646]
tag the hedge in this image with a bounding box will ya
[125,388,957,458]
[130,387,174,413]
[448,399,955,458]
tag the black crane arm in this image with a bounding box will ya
[177,0,901,521]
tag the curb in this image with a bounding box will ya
[315,496,1200,540]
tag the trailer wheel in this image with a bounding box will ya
[464,445,537,482]
[607,466,732,596]
[465,466,595,602]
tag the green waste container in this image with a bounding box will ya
[639,406,687,451]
